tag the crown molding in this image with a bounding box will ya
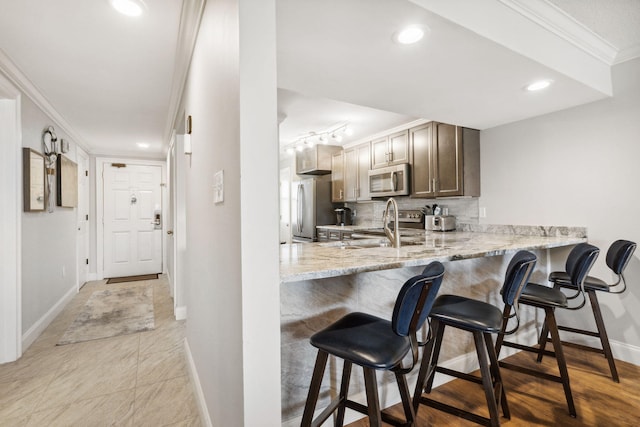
[614,44,640,65]
[0,48,91,153]
[162,0,206,151]
[499,0,618,65]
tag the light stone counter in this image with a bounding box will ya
[281,225,587,283]
[280,225,587,424]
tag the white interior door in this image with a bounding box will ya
[103,163,162,278]
[76,148,89,288]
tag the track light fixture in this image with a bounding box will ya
[283,122,352,155]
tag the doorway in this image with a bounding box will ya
[96,158,166,279]
[76,147,89,288]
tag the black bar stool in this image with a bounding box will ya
[496,242,599,418]
[413,250,537,427]
[541,239,636,382]
[300,262,445,427]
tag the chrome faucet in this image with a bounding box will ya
[383,197,401,248]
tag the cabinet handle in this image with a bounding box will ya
[356,188,360,198]
[389,152,393,162]
[339,189,343,199]
[385,152,389,162]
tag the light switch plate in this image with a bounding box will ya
[213,170,224,203]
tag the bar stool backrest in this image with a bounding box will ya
[606,240,637,275]
[392,261,445,337]
[567,243,600,290]
[501,250,537,307]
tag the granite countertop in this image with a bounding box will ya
[280,225,587,283]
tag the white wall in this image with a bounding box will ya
[181,0,280,424]
[20,96,79,338]
[480,57,640,353]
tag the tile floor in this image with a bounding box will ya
[0,276,201,426]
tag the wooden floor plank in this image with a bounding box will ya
[346,346,640,426]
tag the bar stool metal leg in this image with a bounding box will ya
[301,350,330,427]
[335,360,353,426]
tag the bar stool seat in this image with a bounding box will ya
[549,271,609,291]
[413,251,537,427]
[301,262,445,427]
[427,295,504,332]
[518,283,568,307]
[309,312,410,369]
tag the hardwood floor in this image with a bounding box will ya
[346,346,640,426]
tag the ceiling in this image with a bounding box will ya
[1,0,639,159]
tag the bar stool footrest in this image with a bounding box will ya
[344,400,411,427]
[558,325,600,338]
[499,361,564,384]
[501,340,556,358]
[419,395,497,427]
[436,366,484,385]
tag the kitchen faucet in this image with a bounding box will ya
[383,197,401,248]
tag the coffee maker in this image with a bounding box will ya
[335,207,352,226]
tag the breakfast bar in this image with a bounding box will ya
[280,224,587,424]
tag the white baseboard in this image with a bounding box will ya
[184,338,213,427]
[22,284,77,351]
[611,340,640,365]
[282,328,538,427]
[175,306,187,320]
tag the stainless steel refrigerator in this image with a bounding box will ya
[291,175,334,242]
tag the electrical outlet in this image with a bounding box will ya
[479,207,487,218]
[62,266,66,277]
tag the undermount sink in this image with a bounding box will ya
[325,239,426,249]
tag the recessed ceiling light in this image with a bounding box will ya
[110,0,145,17]
[394,26,425,45]
[526,79,553,91]
[136,142,150,149]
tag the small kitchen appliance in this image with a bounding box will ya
[335,207,352,226]
[425,215,456,232]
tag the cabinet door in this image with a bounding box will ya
[410,123,435,197]
[331,152,345,202]
[344,148,358,202]
[433,123,463,197]
[371,136,389,169]
[356,143,371,200]
[388,130,409,165]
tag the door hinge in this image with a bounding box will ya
[85,259,89,265]
[85,170,88,177]
[85,214,89,221]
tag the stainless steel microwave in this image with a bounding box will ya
[368,163,410,197]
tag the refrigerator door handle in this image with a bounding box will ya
[299,184,304,232]
[297,184,303,233]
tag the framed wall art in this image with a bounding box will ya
[23,148,46,212]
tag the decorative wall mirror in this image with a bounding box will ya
[56,154,78,207]
[23,148,46,212]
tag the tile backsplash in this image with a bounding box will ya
[345,197,479,228]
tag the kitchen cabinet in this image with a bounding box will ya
[331,151,345,202]
[371,130,409,169]
[344,142,371,201]
[296,144,342,175]
[410,122,480,198]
